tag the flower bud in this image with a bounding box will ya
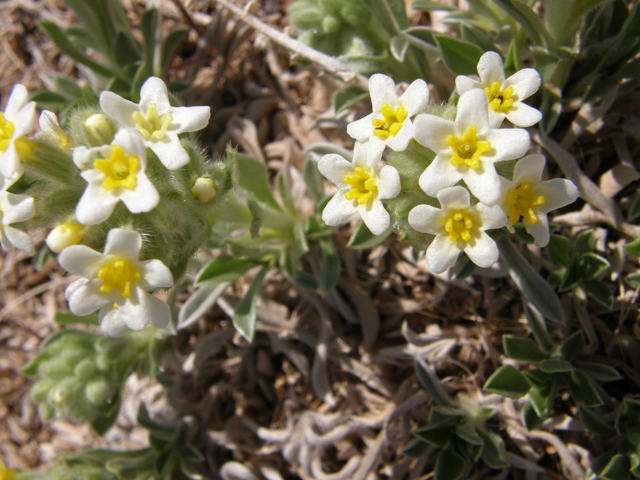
[74,358,98,380]
[322,14,340,34]
[85,380,111,405]
[46,221,84,253]
[192,177,217,203]
[84,113,113,144]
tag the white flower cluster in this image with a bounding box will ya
[0,77,212,336]
[319,52,578,273]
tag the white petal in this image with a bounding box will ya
[322,192,358,227]
[455,75,482,95]
[147,294,171,328]
[13,101,36,138]
[75,184,120,225]
[437,185,471,209]
[369,74,398,112]
[475,203,507,230]
[3,226,33,255]
[346,114,375,142]
[505,102,542,128]
[58,245,104,277]
[120,174,159,213]
[427,235,461,273]
[113,129,147,164]
[351,141,371,168]
[358,199,390,235]
[408,204,443,235]
[0,143,22,180]
[386,118,414,152]
[118,288,151,331]
[463,167,502,205]
[140,259,173,290]
[365,140,385,168]
[377,165,401,199]
[148,135,190,170]
[477,52,505,85]
[487,110,507,129]
[99,92,138,127]
[39,110,59,132]
[513,154,545,184]
[504,68,541,100]
[483,128,530,162]
[98,307,129,337]
[419,156,463,197]
[67,281,111,316]
[414,114,455,153]
[536,178,579,214]
[464,231,499,268]
[318,154,354,187]
[139,77,172,114]
[525,213,550,247]
[456,89,490,133]
[399,79,429,116]
[2,193,34,224]
[73,146,98,169]
[4,85,28,120]
[170,106,211,133]
[104,228,142,258]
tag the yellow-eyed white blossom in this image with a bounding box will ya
[0,84,36,181]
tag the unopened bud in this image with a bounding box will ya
[84,113,113,144]
[39,110,69,149]
[192,177,217,203]
[46,221,84,253]
[85,380,110,405]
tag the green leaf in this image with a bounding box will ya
[53,76,83,100]
[451,254,476,280]
[402,438,430,459]
[455,419,483,446]
[54,310,99,326]
[302,159,324,204]
[319,239,340,292]
[275,169,296,216]
[478,429,509,468]
[539,84,563,135]
[522,402,544,430]
[91,392,121,436]
[160,27,188,77]
[413,419,457,447]
[531,46,562,84]
[574,230,596,255]
[558,257,583,292]
[574,362,622,382]
[347,221,393,249]
[578,405,616,436]
[528,376,557,418]
[460,25,499,54]
[390,35,410,62]
[412,1,458,11]
[503,39,523,75]
[581,252,610,279]
[332,86,369,115]
[434,34,485,76]
[625,272,640,289]
[435,445,466,480]
[30,90,69,111]
[628,189,640,221]
[566,369,603,406]
[415,359,455,407]
[112,32,141,69]
[492,0,553,47]
[539,359,573,373]
[625,236,640,258]
[498,236,565,324]
[195,255,261,285]
[600,454,632,480]
[140,8,158,76]
[483,365,531,399]
[503,335,549,363]
[584,279,614,309]
[237,154,281,211]
[559,330,586,358]
[546,234,571,268]
[232,267,268,342]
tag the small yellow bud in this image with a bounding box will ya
[85,113,113,143]
[46,221,84,253]
[192,177,217,203]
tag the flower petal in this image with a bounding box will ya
[504,68,541,100]
[513,154,546,183]
[483,127,530,162]
[477,51,505,85]
[377,165,401,199]
[463,167,502,205]
[75,184,120,225]
[98,307,128,337]
[2,193,34,224]
[455,75,482,95]
[369,74,398,112]
[427,235,461,273]
[475,203,507,230]
[0,143,22,180]
[525,213,550,247]
[4,85,28,120]
[120,173,160,213]
[536,178,579,214]
[103,228,142,259]
[318,154,354,187]
[58,245,104,277]
[437,185,470,209]
[140,259,174,290]
[148,134,190,170]
[386,118,414,152]
[464,231,499,268]
[346,114,375,143]
[13,101,36,138]
[419,156,463,197]
[113,129,147,164]
[408,204,443,235]
[139,77,172,114]
[99,92,138,128]
[170,106,211,133]
[322,191,358,227]
[73,146,98,169]
[3,226,33,255]
[505,102,543,128]
[358,199,390,235]
[147,293,171,328]
[456,89,490,133]
[67,280,111,316]
[399,78,429,117]
[118,288,152,331]
[414,114,456,153]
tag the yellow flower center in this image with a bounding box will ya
[343,167,378,205]
[97,257,141,298]
[446,126,491,169]
[0,113,15,152]
[485,82,515,113]
[445,210,475,242]
[505,181,546,225]
[93,145,139,191]
[372,103,408,140]
[132,103,173,141]
[1,459,18,480]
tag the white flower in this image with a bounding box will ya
[58,228,174,337]
[318,141,400,235]
[414,89,530,205]
[100,77,211,170]
[408,186,507,273]
[498,154,578,247]
[456,51,542,128]
[0,84,36,180]
[73,128,160,225]
[46,220,84,253]
[0,173,34,255]
[347,74,429,156]
[39,110,69,149]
